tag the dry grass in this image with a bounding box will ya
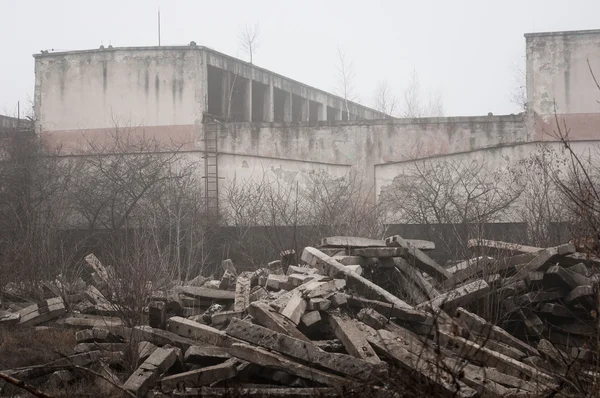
[0,327,75,370]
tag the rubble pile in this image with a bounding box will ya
[1,235,599,397]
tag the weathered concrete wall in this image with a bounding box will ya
[374,140,600,199]
[216,115,525,191]
[526,29,600,140]
[34,47,205,134]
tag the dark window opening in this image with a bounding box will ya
[309,100,319,122]
[292,94,303,121]
[252,81,267,122]
[273,87,286,122]
[327,106,339,122]
[229,76,249,122]
[207,65,223,117]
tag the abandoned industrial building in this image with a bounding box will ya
[32,28,600,216]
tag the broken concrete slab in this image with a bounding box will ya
[345,294,432,324]
[225,318,379,381]
[161,358,238,392]
[166,317,237,347]
[385,235,452,281]
[18,297,66,327]
[302,247,412,310]
[455,307,539,357]
[418,280,490,311]
[328,313,381,365]
[179,286,235,301]
[247,302,310,342]
[369,330,477,397]
[229,343,359,387]
[349,246,407,258]
[467,239,542,255]
[184,345,231,366]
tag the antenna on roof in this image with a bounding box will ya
[158,7,161,46]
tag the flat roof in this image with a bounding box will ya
[525,28,600,38]
[33,45,384,116]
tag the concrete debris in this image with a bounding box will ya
[1,236,599,397]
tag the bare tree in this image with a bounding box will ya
[373,80,398,117]
[509,62,527,113]
[511,146,567,246]
[402,69,444,118]
[238,23,260,64]
[334,45,356,118]
[381,158,520,225]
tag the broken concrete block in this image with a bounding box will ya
[266,274,288,290]
[138,341,158,362]
[301,310,321,327]
[329,293,347,308]
[46,370,74,389]
[218,270,236,290]
[418,280,489,311]
[307,297,331,311]
[76,328,110,343]
[234,272,251,312]
[248,286,267,303]
[280,295,307,325]
[221,259,236,275]
[211,310,242,328]
[148,300,167,329]
[123,346,181,397]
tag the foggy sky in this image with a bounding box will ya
[1,0,599,118]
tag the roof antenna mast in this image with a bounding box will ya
[158,7,161,46]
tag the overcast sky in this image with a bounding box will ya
[1,0,599,118]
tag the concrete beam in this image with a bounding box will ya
[244,78,252,122]
[318,103,327,121]
[284,92,292,122]
[303,98,309,121]
[264,79,274,122]
[221,71,231,120]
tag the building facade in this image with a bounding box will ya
[33,29,600,210]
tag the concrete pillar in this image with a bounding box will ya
[264,80,274,122]
[244,78,252,122]
[334,108,342,121]
[318,103,327,121]
[284,92,292,122]
[221,71,231,120]
[302,98,309,122]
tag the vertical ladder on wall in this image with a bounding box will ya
[203,121,220,221]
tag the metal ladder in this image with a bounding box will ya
[203,121,220,221]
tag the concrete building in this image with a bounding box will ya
[33,29,600,218]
